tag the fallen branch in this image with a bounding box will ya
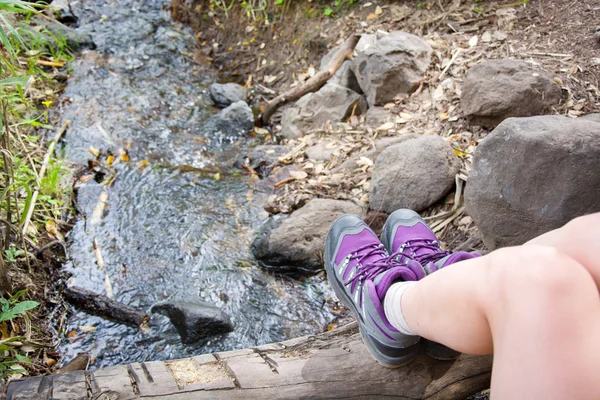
[21,120,70,235]
[63,286,149,330]
[260,34,360,125]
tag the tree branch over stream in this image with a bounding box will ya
[259,34,361,125]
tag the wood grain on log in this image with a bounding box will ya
[63,286,149,329]
[6,322,492,399]
[260,34,361,125]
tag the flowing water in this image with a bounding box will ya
[58,0,336,368]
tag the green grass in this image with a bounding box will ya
[0,0,72,379]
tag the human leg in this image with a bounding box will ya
[525,212,600,287]
[395,245,600,400]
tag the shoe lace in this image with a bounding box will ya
[343,243,389,291]
[390,238,450,266]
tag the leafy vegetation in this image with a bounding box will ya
[209,0,358,19]
[0,0,72,380]
[0,289,39,378]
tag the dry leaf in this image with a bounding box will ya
[356,157,373,167]
[469,35,478,48]
[0,322,8,340]
[137,159,149,171]
[79,325,96,333]
[88,147,100,157]
[289,170,308,180]
[376,122,395,131]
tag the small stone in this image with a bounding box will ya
[365,107,394,127]
[202,101,254,135]
[305,142,337,161]
[493,30,508,41]
[209,83,248,108]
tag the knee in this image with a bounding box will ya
[563,213,600,235]
[487,246,595,303]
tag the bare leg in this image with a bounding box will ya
[525,213,600,286]
[400,245,600,400]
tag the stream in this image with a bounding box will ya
[58,0,337,368]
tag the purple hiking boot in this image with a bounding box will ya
[381,209,480,360]
[324,215,425,368]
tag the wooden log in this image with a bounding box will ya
[6,322,492,399]
[63,286,149,329]
[260,34,361,125]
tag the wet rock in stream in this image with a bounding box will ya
[202,100,254,136]
[252,199,363,273]
[209,82,248,108]
[151,302,234,344]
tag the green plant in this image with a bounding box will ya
[3,246,23,263]
[0,290,39,377]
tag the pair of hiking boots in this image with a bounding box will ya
[324,209,479,367]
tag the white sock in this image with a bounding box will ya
[384,281,418,336]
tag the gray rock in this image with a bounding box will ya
[580,113,600,124]
[151,301,233,344]
[34,17,95,51]
[252,199,363,273]
[465,115,600,249]
[280,83,367,139]
[49,0,77,24]
[305,141,337,161]
[209,83,248,108]
[334,134,416,172]
[365,107,394,127]
[235,145,289,177]
[461,59,562,127]
[320,47,362,93]
[203,100,254,135]
[351,31,432,106]
[370,136,460,212]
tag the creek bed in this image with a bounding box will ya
[58,0,336,368]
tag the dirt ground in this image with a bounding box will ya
[172,0,599,256]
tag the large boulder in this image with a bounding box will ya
[465,115,600,249]
[280,83,367,139]
[252,199,363,273]
[351,31,432,106]
[202,100,254,135]
[209,82,247,108]
[370,136,460,213]
[319,47,362,93]
[461,59,562,127]
[151,301,233,344]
